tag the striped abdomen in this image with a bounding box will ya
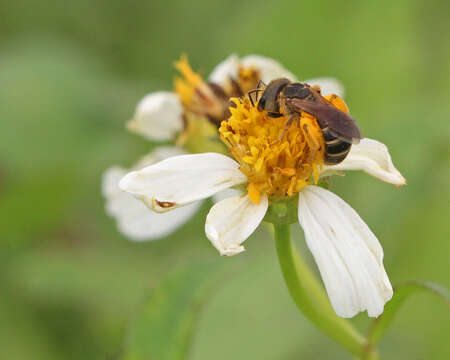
[321,126,352,164]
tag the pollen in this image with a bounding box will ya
[219,97,325,204]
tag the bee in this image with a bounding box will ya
[248,78,362,164]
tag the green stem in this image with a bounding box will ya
[273,222,371,358]
[365,349,380,360]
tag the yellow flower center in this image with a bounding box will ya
[174,55,225,120]
[236,66,260,94]
[174,55,204,106]
[219,97,328,204]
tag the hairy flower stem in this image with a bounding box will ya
[273,222,376,358]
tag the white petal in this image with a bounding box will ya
[321,138,406,186]
[105,172,201,240]
[303,77,345,98]
[115,200,202,241]
[298,185,393,318]
[240,55,298,83]
[102,146,183,200]
[102,147,198,241]
[211,187,243,203]
[127,92,183,141]
[107,183,201,241]
[205,194,268,256]
[103,169,200,241]
[102,166,127,199]
[208,54,240,85]
[119,153,247,212]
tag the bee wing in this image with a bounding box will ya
[289,98,362,144]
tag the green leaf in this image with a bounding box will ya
[368,281,450,344]
[123,262,223,360]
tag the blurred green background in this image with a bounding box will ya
[1,0,449,359]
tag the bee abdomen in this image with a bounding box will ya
[321,127,352,164]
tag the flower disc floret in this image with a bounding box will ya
[220,97,326,204]
[174,55,226,120]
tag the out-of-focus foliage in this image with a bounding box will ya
[123,262,223,360]
[0,0,449,359]
[368,281,450,345]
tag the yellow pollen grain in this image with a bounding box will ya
[219,96,329,204]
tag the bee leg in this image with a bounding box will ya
[256,80,266,89]
[302,122,320,163]
[273,114,297,144]
[248,88,263,107]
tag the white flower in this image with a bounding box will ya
[119,137,405,318]
[102,146,202,241]
[209,54,345,97]
[126,92,184,142]
[118,85,405,318]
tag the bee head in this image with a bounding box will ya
[283,82,310,99]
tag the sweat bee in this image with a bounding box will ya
[248,78,362,164]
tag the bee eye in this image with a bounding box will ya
[297,87,310,99]
[284,83,303,97]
